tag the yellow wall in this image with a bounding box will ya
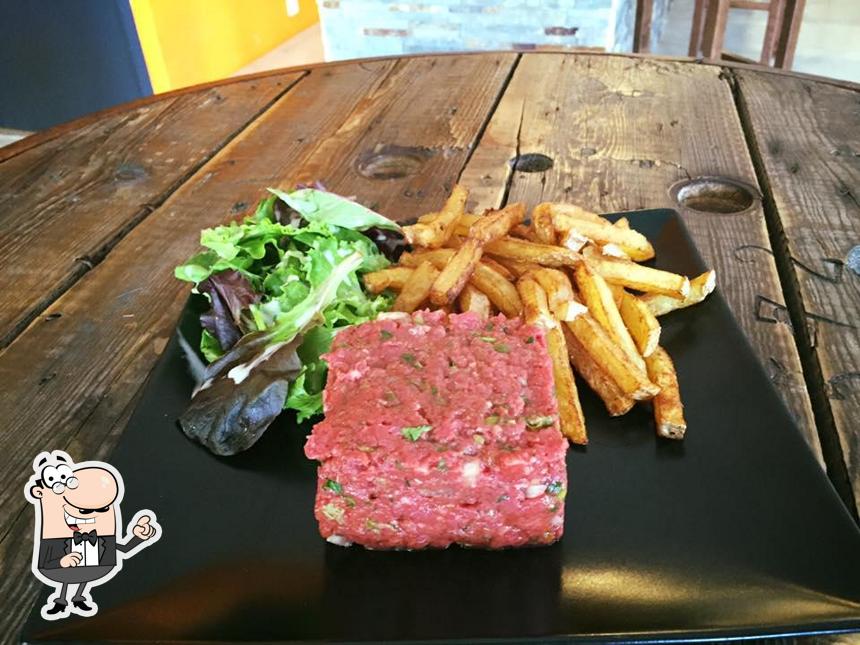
[130,0,319,93]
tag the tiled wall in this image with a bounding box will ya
[317,0,670,60]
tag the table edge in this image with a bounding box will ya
[2,50,858,164]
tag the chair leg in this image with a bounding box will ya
[702,0,731,60]
[634,0,654,53]
[688,0,709,57]
[760,0,785,65]
[774,0,806,69]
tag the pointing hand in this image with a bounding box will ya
[133,515,156,540]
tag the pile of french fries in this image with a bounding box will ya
[362,185,716,445]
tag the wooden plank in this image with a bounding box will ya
[0,72,303,349]
[461,53,821,461]
[295,54,517,218]
[721,51,759,65]
[0,62,395,634]
[0,54,516,636]
[736,70,860,515]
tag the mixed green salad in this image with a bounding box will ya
[174,187,402,455]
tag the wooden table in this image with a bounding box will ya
[1,52,858,643]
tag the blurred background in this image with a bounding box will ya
[1,0,858,145]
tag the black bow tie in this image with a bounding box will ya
[73,530,98,545]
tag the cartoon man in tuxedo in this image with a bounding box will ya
[24,450,161,620]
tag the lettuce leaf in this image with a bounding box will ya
[175,188,397,428]
[198,270,260,351]
[268,187,402,232]
[179,253,363,455]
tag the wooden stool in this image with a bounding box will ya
[688,0,807,69]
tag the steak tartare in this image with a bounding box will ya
[304,310,568,549]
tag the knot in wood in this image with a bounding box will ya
[356,145,434,180]
[114,162,148,182]
[671,177,758,214]
[510,153,553,173]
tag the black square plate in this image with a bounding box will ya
[22,209,860,643]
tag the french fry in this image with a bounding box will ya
[641,270,716,316]
[485,237,583,267]
[399,248,455,268]
[419,211,479,226]
[429,239,483,306]
[526,267,577,321]
[427,204,524,306]
[558,229,589,252]
[402,184,468,248]
[531,206,557,245]
[608,283,625,309]
[510,224,534,240]
[599,243,631,261]
[471,263,522,318]
[405,247,515,317]
[534,202,607,226]
[517,278,587,445]
[418,212,479,238]
[393,260,439,313]
[458,284,491,317]
[583,246,690,299]
[618,289,661,357]
[453,215,480,237]
[546,326,587,445]
[614,217,630,230]
[554,216,655,261]
[491,256,541,278]
[362,266,414,294]
[443,234,464,250]
[562,324,635,416]
[517,276,556,328]
[573,263,646,373]
[480,257,515,282]
[468,203,525,243]
[645,346,686,439]
[564,311,660,401]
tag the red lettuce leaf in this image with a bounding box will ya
[179,333,303,456]
[198,270,260,352]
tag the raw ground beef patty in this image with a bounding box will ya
[304,310,568,549]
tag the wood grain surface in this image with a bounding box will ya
[736,69,860,516]
[0,72,303,349]
[0,51,858,644]
[0,55,516,642]
[462,53,821,459]
[0,62,398,638]
[294,54,517,218]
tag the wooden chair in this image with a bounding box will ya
[633,0,805,69]
[688,0,807,69]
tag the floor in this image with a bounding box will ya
[233,1,860,84]
[232,24,324,76]
[0,128,30,148]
